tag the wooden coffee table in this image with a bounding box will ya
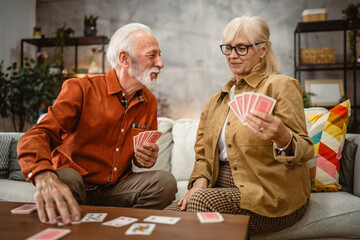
[0,201,249,240]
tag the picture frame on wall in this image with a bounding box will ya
[305,79,344,106]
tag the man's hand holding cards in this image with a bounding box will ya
[133,130,162,168]
[228,92,276,124]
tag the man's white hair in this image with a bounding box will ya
[106,23,152,69]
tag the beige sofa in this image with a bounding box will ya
[1,108,360,239]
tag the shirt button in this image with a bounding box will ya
[116,148,119,152]
[227,122,230,126]
[28,172,32,178]
[121,128,124,133]
[228,144,232,148]
[114,167,117,171]
[233,167,238,171]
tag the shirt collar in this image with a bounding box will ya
[242,71,265,88]
[105,68,146,102]
[217,71,266,102]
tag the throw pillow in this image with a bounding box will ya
[8,138,26,181]
[0,135,12,178]
[307,100,351,192]
[339,139,357,194]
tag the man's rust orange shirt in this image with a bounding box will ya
[17,69,158,187]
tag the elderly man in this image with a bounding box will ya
[17,23,177,225]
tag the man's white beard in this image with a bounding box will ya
[129,62,159,90]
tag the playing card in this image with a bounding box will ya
[228,99,243,123]
[146,131,162,144]
[26,228,71,240]
[45,216,81,226]
[102,216,138,228]
[133,135,139,150]
[81,213,107,222]
[11,204,37,214]
[235,94,245,121]
[144,215,181,225]
[125,223,156,235]
[243,92,251,115]
[138,131,151,146]
[251,93,277,114]
[197,212,224,223]
[248,93,257,114]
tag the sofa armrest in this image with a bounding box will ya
[345,133,360,197]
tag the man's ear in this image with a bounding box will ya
[118,51,129,67]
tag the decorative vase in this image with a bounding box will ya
[84,26,97,36]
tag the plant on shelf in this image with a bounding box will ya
[342,2,360,63]
[0,55,60,132]
[53,23,74,68]
[302,92,316,108]
[84,15,98,36]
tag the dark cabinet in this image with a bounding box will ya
[21,36,109,75]
[294,19,360,131]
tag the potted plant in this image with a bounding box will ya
[0,55,60,132]
[53,23,74,68]
[343,2,360,63]
[84,15,98,36]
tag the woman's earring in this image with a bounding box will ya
[259,57,263,62]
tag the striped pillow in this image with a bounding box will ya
[307,100,351,192]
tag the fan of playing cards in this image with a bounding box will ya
[228,92,277,124]
[133,130,162,150]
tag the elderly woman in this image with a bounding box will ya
[165,16,314,236]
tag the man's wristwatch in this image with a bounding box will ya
[273,132,293,156]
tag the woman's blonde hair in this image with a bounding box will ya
[221,16,281,78]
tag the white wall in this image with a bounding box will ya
[35,0,359,121]
[0,0,36,131]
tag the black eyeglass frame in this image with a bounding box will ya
[220,42,263,56]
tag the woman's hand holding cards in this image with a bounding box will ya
[34,171,82,225]
[245,110,293,155]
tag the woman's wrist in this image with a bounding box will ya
[192,177,208,189]
[273,131,293,156]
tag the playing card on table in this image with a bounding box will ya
[11,204,37,214]
[46,216,81,226]
[125,223,156,235]
[144,215,181,225]
[197,212,224,223]
[102,216,138,228]
[81,213,107,223]
[26,228,71,240]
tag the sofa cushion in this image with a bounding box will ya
[8,138,26,181]
[0,179,35,202]
[345,133,360,197]
[171,119,199,181]
[339,139,357,194]
[252,191,360,239]
[307,100,351,192]
[0,135,12,178]
[132,117,174,173]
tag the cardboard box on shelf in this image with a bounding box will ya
[302,8,327,22]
